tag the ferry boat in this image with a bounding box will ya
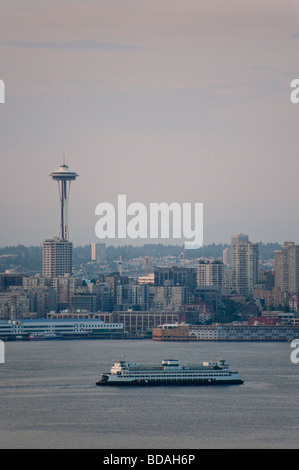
[96,358,244,386]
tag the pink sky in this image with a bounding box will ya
[0,0,299,246]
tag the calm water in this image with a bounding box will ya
[0,339,298,449]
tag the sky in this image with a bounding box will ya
[0,0,299,248]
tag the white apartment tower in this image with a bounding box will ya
[231,233,249,245]
[197,261,224,292]
[231,240,259,296]
[42,238,73,278]
[275,242,299,294]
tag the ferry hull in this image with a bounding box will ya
[96,379,244,386]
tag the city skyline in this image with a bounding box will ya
[1,1,299,247]
[2,2,299,452]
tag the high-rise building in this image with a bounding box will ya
[194,285,222,313]
[231,233,249,245]
[231,240,259,296]
[0,288,30,320]
[51,275,82,306]
[27,287,57,318]
[222,270,234,294]
[152,285,189,311]
[89,282,112,312]
[275,242,299,294]
[222,247,231,266]
[22,274,52,290]
[42,238,73,278]
[154,266,197,291]
[129,284,150,310]
[91,242,106,263]
[70,293,98,312]
[197,261,224,291]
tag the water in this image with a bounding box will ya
[0,339,298,449]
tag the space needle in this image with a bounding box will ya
[50,159,79,241]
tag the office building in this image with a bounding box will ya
[27,287,57,318]
[91,242,106,263]
[23,275,52,290]
[152,285,189,311]
[51,275,82,306]
[194,285,222,313]
[129,284,150,310]
[154,266,197,291]
[0,288,30,320]
[70,293,98,312]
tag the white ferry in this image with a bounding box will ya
[96,358,244,386]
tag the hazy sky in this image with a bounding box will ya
[1,0,299,247]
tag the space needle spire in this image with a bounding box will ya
[50,159,79,241]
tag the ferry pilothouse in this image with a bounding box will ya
[96,358,244,386]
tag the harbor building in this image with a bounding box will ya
[152,323,299,342]
[112,310,180,334]
[0,318,123,340]
[152,323,189,341]
[47,310,180,335]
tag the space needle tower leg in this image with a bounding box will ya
[58,178,68,240]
